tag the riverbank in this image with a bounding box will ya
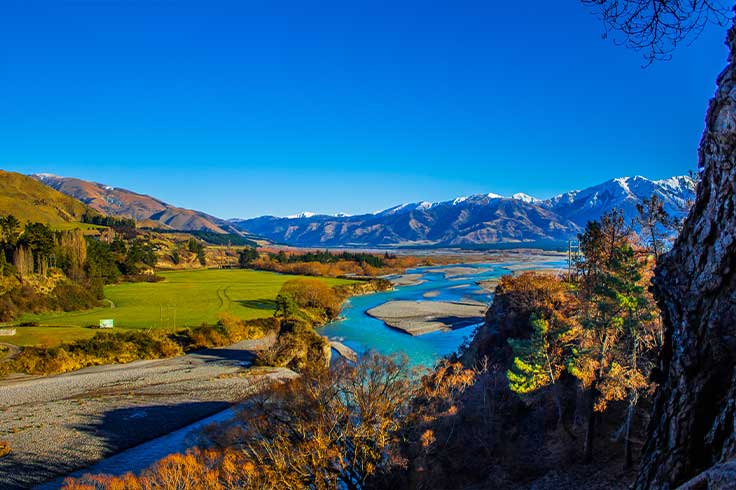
[0,334,296,490]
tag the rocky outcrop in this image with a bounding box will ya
[635,22,736,490]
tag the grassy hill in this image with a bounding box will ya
[0,169,90,225]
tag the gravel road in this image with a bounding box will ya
[0,333,296,490]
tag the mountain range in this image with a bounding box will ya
[230,176,695,247]
[17,172,695,247]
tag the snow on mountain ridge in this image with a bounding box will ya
[511,192,538,203]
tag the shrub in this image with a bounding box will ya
[255,319,330,372]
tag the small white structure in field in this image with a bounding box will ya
[0,328,16,336]
[99,319,114,329]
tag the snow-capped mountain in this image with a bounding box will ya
[230,175,695,247]
[543,175,694,226]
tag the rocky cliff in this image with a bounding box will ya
[635,21,736,490]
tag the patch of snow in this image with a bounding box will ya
[32,173,60,180]
[287,211,317,219]
[653,175,695,192]
[613,177,633,195]
[511,192,537,203]
[415,201,437,210]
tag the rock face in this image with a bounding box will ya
[635,23,736,490]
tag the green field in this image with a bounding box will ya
[10,269,354,346]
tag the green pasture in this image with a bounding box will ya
[10,269,354,346]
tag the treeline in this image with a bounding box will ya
[0,216,100,320]
[242,248,429,278]
[0,214,159,321]
[151,229,258,247]
[268,249,392,268]
[81,212,136,233]
[501,206,668,464]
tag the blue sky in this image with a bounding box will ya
[0,1,729,218]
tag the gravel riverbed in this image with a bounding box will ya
[0,333,295,490]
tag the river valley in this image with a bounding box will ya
[6,257,563,489]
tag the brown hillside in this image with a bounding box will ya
[0,170,90,225]
[33,174,229,233]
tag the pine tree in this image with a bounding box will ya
[507,309,580,428]
[569,209,658,463]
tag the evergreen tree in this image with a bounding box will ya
[85,238,121,284]
[238,247,258,268]
[274,293,298,319]
[569,209,657,463]
[507,313,578,428]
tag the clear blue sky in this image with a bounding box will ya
[0,1,729,218]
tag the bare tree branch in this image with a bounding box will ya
[581,0,732,64]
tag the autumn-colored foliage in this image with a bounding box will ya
[0,316,274,377]
[63,353,474,490]
[279,277,343,319]
[0,441,10,459]
[496,210,661,465]
[249,248,447,278]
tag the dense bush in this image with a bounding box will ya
[182,314,273,350]
[255,319,330,372]
[0,317,276,377]
[0,280,101,322]
[1,331,182,376]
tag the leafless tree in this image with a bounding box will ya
[582,0,731,64]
